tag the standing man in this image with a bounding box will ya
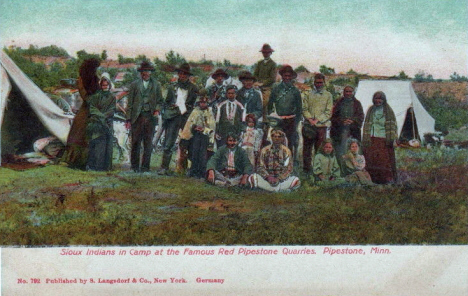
[126,61,163,173]
[237,71,263,125]
[254,43,277,120]
[301,73,333,174]
[330,85,364,160]
[159,63,198,175]
[206,68,229,115]
[216,85,244,148]
[267,65,302,157]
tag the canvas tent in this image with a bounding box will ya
[355,80,436,142]
[0,51,73,164]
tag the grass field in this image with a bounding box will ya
[0,147,467,246]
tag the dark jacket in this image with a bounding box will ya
[330,96,364,142]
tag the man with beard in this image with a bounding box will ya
[159,63,198,175]
[249,129,300,192]
[330,85,364,160]
[301,73,333,174]
[267,65,302,157]
[126,61,163,172]
[206,133,252,187]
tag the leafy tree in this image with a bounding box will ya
[346,69,358,75]
[319,65,335,75]
[414,71,435,82]
[294,65,309,73]
[76,50,100,62]
[165,50,186,66]
[450,72,468,82]
[101,50,108,61]
[398,71,409,80]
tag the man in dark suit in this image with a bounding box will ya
[125,61,163,172]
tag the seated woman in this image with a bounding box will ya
[206,133,252,187]
[249,129,300,192]
[85,73,116,171]
[342,138,374,186]
[312,139,343,184]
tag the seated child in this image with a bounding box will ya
[342,138,374,185]
[313,139,343,184]
[239,114,263,168]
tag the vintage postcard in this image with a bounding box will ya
[0,0,467,295]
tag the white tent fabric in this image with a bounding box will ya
[0,51,73,161]
[355,80,436,138]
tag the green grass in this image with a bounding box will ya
[0,147,467,246]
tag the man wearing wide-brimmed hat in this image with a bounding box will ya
[206,68,229,114]
[126,61,163,172]
[237,71,263,125]
[159,63,199,175]
[267,65,302,157]
[253,43,277,119]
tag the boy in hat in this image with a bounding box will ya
[159,63,199,175]
[179,89,215,178]
[301,73,333,174]
[215,85,244,148]
[206,133,252,187]
[126,61,163,172]
[237,71,263,125]
[253,43,277,120]
[267,65,302,157]
[206,68,229,113]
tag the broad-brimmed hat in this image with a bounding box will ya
[211,68,229,79]
[138,61,155,72]
[259,43,274,53]
[278,65,297,79]
[238,71,257,82]
[175,63,192,75]
[195,89,209,103]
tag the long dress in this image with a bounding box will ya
[86,90,116,171]
[61,78,94,169]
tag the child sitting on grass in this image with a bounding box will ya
[313,139,343,184]
[342,138,374,185]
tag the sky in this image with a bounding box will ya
[1,0,467,79]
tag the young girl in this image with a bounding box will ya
[342,138,374,185]
[312,139,342,183]
[239,114,263,168]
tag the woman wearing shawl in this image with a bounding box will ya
[61,59,100,169]
[86,74,116,171]
[362,91,398,184]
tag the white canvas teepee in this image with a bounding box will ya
[355,80,436,140]
[0,51,73,163]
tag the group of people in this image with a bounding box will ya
[61,43,399,193]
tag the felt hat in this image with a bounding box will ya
[211,68,229,79]
[259,43,274,53]
[278,65,297,79]
[137,61,155,72]
[238,71,257,82]
[175,63,192,75]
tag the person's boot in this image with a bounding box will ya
[158,151,172,175]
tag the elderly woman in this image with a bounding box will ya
[86,74,116,171]
[249,129,300,192]
[362,91,398,184]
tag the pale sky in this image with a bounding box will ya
[1,0,467,78]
